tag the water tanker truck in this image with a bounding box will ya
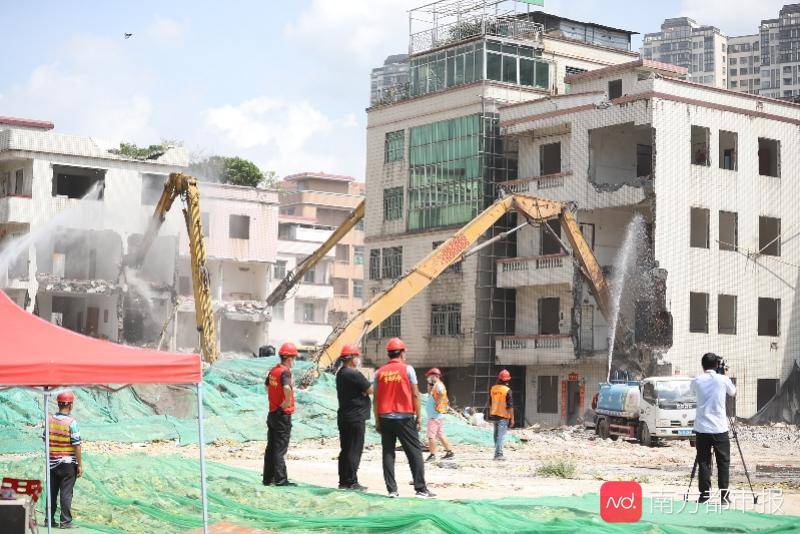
[593,376,696,446]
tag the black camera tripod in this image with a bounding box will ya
[683,417,758,504]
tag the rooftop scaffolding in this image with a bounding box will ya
[409,0,544,55]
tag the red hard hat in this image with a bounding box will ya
[56,390,75,403]
[278,342,299,357]
[498,369,511,381]
[386,337,406,353]
[426,368,442,377]
[340,343,360,357]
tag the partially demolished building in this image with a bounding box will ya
[499,58,800,421]
[0,117,279,354]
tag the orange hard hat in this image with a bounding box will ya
[340,343,360,357]
[56,390,75,403]
[386,337,406,353]
[278,342,299,357]
[498,369,511,382]
[426,368,442,377]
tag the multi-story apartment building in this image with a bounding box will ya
[278,172,365,327]
[0,116,187,343]
[642,17,728,88]
[728,35,761,94]
[268,215,335,350]
[760,4,800,99]
[173,182,279,354]
[371,54,411,106]
[363,0,638,413]
[499,59,798,423]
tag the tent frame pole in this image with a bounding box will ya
[44,388,52,534]
[196,384,209,534]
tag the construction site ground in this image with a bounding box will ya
[82,423,800,515]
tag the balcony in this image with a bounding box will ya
[0,195,33,224]
[496,254,572,289]
[495,335,575,366]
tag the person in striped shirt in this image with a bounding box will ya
[48,390,82,529]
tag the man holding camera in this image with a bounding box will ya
[691,352,736,503]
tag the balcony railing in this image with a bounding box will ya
[496,253,572,288]
[496,334,575,365]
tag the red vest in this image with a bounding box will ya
[375,359,414,415]
[268,364,295,415]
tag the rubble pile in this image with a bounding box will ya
[36,274,119,295]
[734,422,800,447]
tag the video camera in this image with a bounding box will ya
[714,355,728,375]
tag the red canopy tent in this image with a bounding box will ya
[0,291,209,532]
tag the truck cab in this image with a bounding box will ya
[637,377,696,446]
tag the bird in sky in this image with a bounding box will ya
[124,33,133,39]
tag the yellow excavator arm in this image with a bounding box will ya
[128,172,219,363]
[267,199,365,307]
[312,193,610,371]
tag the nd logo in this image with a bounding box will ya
[600,481,642,523]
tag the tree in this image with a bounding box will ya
[223,157,265,187]
[189,154,276,188]
[110,142,168,160]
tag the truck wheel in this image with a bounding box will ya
[639,423,652,447]
[598,418,610,439]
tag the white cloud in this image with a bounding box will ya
[1,34,157,143]
[145,16,186,45]
[284,0,417,63]
[202,96,360,178]
[679,0,786,36]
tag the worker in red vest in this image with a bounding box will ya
[48,389,82,529]
[485,369,515,461]
[373,337,435,498]
[263,342,298,486]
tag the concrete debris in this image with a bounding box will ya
[35,274,119,295]
[222,301,270,321]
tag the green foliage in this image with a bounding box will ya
[189,155,277,188]
[536,459,577,479]
[223,156,265,187]
[110,142,168,160]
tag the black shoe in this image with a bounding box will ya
[415,489,436,499]
[275,481,297,487]
[443,450,455,460]
[263,480,274,486]
[59,523,77,530]
[388,491,400,498]
[425,453,436,462]
[348,483,368,491]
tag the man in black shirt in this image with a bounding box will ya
[336,343,372,491]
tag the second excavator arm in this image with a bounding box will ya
[127,172,219,363]
[311,193,611,372]
[267,199,365,307]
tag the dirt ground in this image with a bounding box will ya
[85,424,800,516]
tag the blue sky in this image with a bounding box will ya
[0,0,788,180]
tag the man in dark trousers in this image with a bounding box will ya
[691,352,736,503]
[373,337,435,498]
[485,369,515,461]
[263,342,298,487]
[48,389,83,529]
[335,343,372,491]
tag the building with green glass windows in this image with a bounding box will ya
[363,0,637,421]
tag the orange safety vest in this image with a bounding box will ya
[375,359,414,415]
[489,384,512,419]
[48,414,76,460]
[433,382,450,414]
[268,364,295,415]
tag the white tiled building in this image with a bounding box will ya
[728,35,761,95]
[364,3,639,412]
[499,59,799,423]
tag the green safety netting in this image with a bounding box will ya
[0,356,502,453]
[0,453,796,533]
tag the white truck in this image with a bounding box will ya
[593,376,696,446]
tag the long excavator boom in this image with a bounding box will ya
[311,194,610,372]
[267,199,365,307]
[127,172,219,363]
